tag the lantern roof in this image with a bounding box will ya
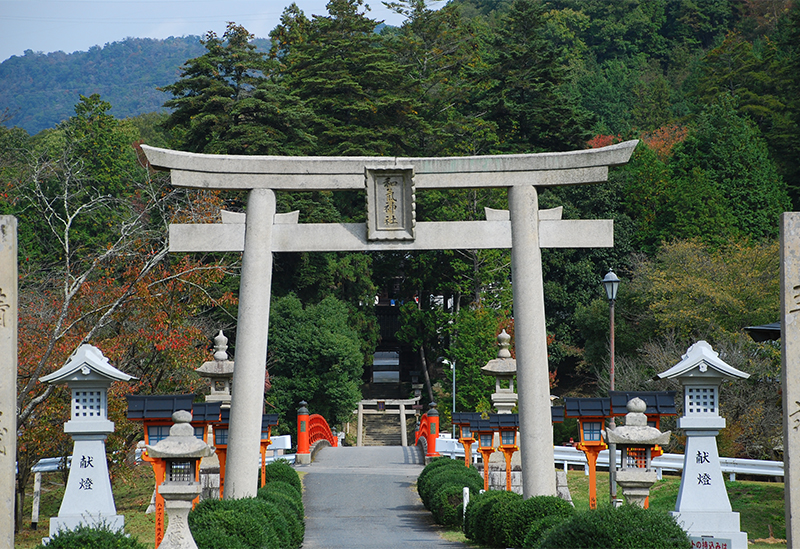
[39,344,135,385]
[564,397,611,418]
[126,394,194,420]
[658,341,750,382]
[452,412,482,426]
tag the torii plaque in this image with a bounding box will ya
[143,141,638,499]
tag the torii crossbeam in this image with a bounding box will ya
[143,140,638,499]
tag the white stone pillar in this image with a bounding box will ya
[224,190,276,499]
[782,212,800,547]
[357,403,364,447]
[400,403,407,447]
[0,216,16,544]
[509,186,556,497]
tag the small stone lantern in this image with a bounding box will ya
[39,344,135,538]
[603,398,670,508]
[146,410,215,549]
[658,341,749,549]
[195,331,235,407]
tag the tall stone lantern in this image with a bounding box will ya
[658,341,749,549]
[39,344,135,537]
[481,329,517,414]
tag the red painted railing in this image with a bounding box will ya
[308,414,339,448]
[297,402,337,461]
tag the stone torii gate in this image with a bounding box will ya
[142,140,637,500]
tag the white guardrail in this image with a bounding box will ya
[433,436,784,481]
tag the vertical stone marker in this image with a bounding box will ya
[781,212,800,547]
[0,216,17,548]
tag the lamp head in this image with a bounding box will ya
[602,270,620,302]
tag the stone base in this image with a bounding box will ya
[200,469,220,501]
[671,511,748,549]
[48,513,124,538]
[296,453,311,465]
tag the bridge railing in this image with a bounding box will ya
[297,401,338,464]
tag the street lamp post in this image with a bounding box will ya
[602,270,620,503]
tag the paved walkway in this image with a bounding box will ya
[300,446,467,548]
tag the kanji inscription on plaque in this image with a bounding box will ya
[365,168,415,240]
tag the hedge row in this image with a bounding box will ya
[416,457,483,527]
[36,523,148,549]
[537,504,691,549]
[464,489,575,548]
[464,489,691,549]
[188,459,305,549]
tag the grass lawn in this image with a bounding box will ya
[14,461,788,549]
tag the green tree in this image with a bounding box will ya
[161,22,314,155]
[472,0,592,153]
[267,294,365,425]
[663,95,790,243]
[273,0,423,156]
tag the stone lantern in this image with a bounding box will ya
[603,398,670,508]
[39,344,135,538]
[481,329,517,414]
[195,330,235,407]
[146,410,215,549]
[658,340,749,549]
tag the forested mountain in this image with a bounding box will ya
[3,1,800,513]
[0,37,208,135]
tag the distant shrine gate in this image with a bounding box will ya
[143,141,637,500]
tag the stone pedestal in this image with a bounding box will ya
[616,468,657,508]
[48,435,124,536]
[158,483,203,549]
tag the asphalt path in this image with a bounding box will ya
[300,445,467,548]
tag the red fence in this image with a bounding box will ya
[297,402,337,463]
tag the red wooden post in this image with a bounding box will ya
[426,403,440,458]
[297,401,310,458]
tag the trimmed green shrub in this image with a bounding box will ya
[257,483,305,547]
[537,504,691,549]
[508,495,574,548]
[416,457,462,500]
[189,497,289,549]
[430,484,468,526]
[36,523,148,549]
[258,480,304,520]
[484,490,524,547]
[464,489,509,543]
[419,464,482,510]
[522,515,566,548]
[263,458,301,493]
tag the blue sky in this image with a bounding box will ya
[0,0,425,63]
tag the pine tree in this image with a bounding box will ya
[274,0,423,156]
[471,0,592,153]
[161,22,314,155]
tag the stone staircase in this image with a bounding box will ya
[361,414,416,446]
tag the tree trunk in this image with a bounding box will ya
[418,345,435,404]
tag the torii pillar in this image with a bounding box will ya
[143,141,637,499]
